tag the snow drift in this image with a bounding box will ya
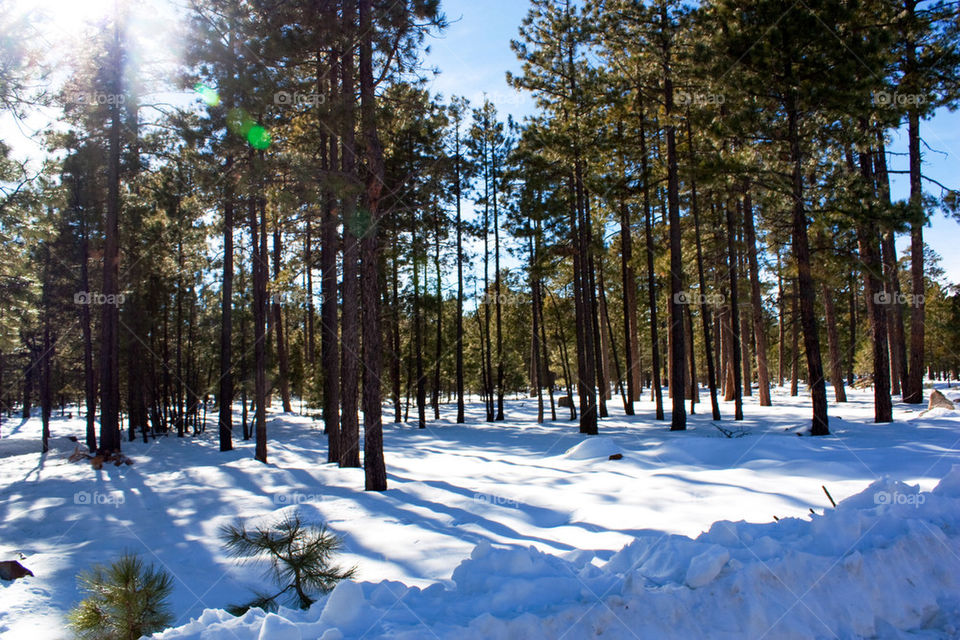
[152,466,960,639]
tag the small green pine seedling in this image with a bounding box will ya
[68,552,174,640]
[220,513,355,614]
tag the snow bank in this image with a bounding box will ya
[151,467,960,639]
[558,436,623,460]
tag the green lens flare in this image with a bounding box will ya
[193,83,220,107]
[227,108,253,136]
[247,125,271,150]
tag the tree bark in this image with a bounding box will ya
[822,284,848,402]
[359,0,386,490]
[742,191,771,405]
[725,202,744,420]
[787,102,828,435]
[321,48,341,461]
[219,163,234,451]
[339,1,361,466]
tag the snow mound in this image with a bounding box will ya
[151,466,960,640]
[558,436,622,460]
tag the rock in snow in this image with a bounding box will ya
[150,465,960,640]
[928,389,956,411]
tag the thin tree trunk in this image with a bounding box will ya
[432,214,442,420]
[253,175,268,463]
[640,114,664,420]
[742,191,770,405]
[272,224,292,413]
[687,126,720,419]
[822,284,848,402]
[858,148,892,422]
[874,131,908,396]
[725,202,744,420]
[320,47,340,460]
[219,165,234,451]
[454,113,465,424]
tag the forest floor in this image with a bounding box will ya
[2,383,960,639]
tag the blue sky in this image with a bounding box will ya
[423,0,960,283]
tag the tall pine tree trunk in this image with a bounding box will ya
[98,19,123,453]
[639,114,664,420]
[219,164,234,451]
[787,102,828,435]
[360,0,386,489]
[339,5,361,466]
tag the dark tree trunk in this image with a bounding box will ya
[589,253,608,418]
[339,3,361,466]
[859,227,893,422]
[572,164,598,435]
[98,22,123,453]
[536,222,557,421]
[454,116,465,424]
[822,284,848,402]
[664,71,686,431]
[858,148,892,421]
[530,238,544,424]
[219,165,234,452]
[790,280,800,397]
[639,115,664,420]
[903,108,925,404]
[598,260,627,410]
[874,131,908,396]
[391,237,402,423]
[777,250,785,387]
[321,49,341,461]
[549,288,576,420]
[360,0,387,490]
[493,142,505,422]
[432,217,442,420]
[687,125,720,420]
[253,178,269,463]
[618,187,636,415]
[848,276,857,386]
[787,103,828,435]
[412,221,426,430]
[80,213,97,452]
[272,224,293,413]
[724,202,744,420]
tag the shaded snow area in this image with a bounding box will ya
[1,385,960,638]
[154,470,960,639]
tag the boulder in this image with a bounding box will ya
[928,389,955,411]
[558,396,572,408]
[0,560,34,581]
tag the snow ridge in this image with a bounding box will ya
[153,466,960,640]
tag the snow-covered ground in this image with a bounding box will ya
[1,384,959,639]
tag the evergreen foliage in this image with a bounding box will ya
[220,514,356,614]
[67,553,173,640]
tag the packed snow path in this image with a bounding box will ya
[1,385,959,638]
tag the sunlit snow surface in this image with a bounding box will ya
[2,384,959,638]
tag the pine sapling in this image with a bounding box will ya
[220,513,355,614]
[68,552,173,640]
